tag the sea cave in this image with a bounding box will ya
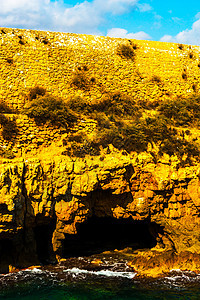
[62,216,159,258]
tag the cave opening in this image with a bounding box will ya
[63,216,158,258]
[0,238,15,273]
[34,218,56,265]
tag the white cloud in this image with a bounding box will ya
[160,18,200,45]
[160,35,174,43]
[137,3,152,12]
[154,13,162,20]
[172,17,182,23]
[107,28,152,40]
[195,12,200,19]
[0,0,140,34]
[0,0,53,29]
[0,0,41,14]
[52,1,101,33]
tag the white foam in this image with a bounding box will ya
[24,268,43,274]
[165,276,183,281]
[63,267,136,279]
[170,269,182,273]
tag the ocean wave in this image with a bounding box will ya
[63,267,137,279]
[23,268,44,274]
[156,269,200,289]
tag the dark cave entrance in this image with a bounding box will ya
[0,238,15,273]
[34,218,56,265]
[0,239,14,262]
[63,216,158,258]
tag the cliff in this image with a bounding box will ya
[1,27,200,276]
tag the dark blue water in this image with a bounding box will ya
[1,267,200,300]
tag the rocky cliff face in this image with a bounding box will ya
[1,27,200,276]
[1,149,200,276]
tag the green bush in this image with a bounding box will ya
[137,98,160,109]
[121,123,148,152]
[71,71,89,90]
[67,96,89,113]
[92,112,111,129]
[158,96,200,126]
[93,118,163,153]
[128,41,138,50]
[119,117,171,153]
[67,133,85,143]
[116,44,135,60]
[27,86,46,101]
[150,75,162,83]
[23,94,77,127]
[42,37,50,45]
[0,114,18,140]
[160,137,199,160]
[178,44,184,50]
[19,36,26,45]
[192,83,197,92]
[64,140,100,157]
[189,52,194,59]
[95,127,123,149]
[91,92,142,118]
[90,114,200,160]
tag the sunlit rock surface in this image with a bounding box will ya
[0,27,200,276]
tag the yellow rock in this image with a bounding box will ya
[0,27,200,276]
[91,259,103,265]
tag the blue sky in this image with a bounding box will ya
[1,0,200,45]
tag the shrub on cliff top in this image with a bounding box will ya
[178,44,184,50]
[116,43,136,60]
[23,94,77,127]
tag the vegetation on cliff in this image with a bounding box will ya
[0,28,200,165]
[158,95,200,126]
[116,43,137,60]
[20,86,200,163]
[23,87,77,127]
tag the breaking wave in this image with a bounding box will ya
[63,267,137,279]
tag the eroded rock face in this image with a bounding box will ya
[0,151,200,275]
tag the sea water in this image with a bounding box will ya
[1,266,200,300]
